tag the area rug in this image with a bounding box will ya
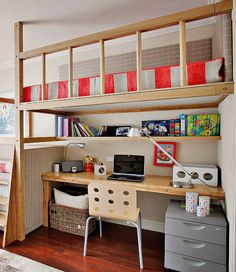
[0,249,62,272]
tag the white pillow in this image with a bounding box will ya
[54,188,89,209]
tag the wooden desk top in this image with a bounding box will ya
[42,172,225,200]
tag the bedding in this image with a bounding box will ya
[23,58,224,102]
[0,160,11,173]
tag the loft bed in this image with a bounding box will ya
[16,0,233,115]
[14,0,233,242]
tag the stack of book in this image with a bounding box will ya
[55,116,99,137]
[142,113,220,137]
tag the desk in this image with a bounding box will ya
[42,172,225,227]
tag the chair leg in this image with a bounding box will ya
[83,216,96,256]
[98,216,102,238]
[128,214,144,270]
[138,212,142,246]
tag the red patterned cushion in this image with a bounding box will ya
[23,58,224,102]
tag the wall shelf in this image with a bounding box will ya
[19,82,233,114]
[57,136,221,142]
[23,136,221,144]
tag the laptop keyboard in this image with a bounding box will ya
[107,174,144,182]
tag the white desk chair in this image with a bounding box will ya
[83,182,143,269]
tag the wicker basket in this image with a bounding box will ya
[49,201,96,236]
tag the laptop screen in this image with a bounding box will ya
[113,155,145,176]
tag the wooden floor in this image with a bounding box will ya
[4,222,167,272]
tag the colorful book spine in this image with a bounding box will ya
[55,116,58,136]
[170,119,175,136]
[63,118,69,137]
[179,114,187,136]
[174,118,180,136]
[57,116,63,137]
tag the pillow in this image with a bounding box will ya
[0,160,11,173]
[54,188,89,209]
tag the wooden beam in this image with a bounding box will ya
[216,94,228,105]
[42,53,46,100]
[19,1,232,60]
[136,31,142,91]
[68,47,73,98]
[28,112,33,137]
[14,21,25,241]
[30,109,69,116]
[24,137,59,144]
[100,40,105,94]
[0,97,15,104]
[18,82,234,111]
[179,21,187,87]
[3,149,17,248]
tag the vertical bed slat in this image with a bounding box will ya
[100,39,105,94]
[42,53,46,100]
[179,21,187,87]
[68,47,73,98]
[136,31,142,91]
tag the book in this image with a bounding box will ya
[84,124,94,137]
[187,114,220,136]
[169,119,175,136]
[142,120,170,136]
[57,116,63,137]
[63,118,69,137]
[78,123,91,137]
[179,114,187,136]
[55,116,58,136]
[174,119,180,136]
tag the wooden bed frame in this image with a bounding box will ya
[14,0,233,242]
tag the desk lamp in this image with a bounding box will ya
[64,142,86,160]
[128,128,194,189]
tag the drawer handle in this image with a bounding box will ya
[183,222,206,231]
[182,257,206,267]
[182,239,206,249]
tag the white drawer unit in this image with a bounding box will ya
[165,200,228,272]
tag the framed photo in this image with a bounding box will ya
[154,142,176,167]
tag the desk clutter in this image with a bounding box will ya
[186,192,210,217]
[49,186,95,236]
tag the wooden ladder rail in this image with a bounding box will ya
[3,147,17,248]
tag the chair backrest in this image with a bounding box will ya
[88,182,138,221]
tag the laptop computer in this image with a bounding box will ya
[107,155,145,182]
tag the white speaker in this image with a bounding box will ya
[94,164,107,176]
[173,164,218,187]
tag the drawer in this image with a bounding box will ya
[165,251,226,272]
[165,235,226,265]
[165,218,226,245]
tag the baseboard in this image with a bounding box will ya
[103,218,165,233]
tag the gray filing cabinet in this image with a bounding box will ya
[165,200,228,272]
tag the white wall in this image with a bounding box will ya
[217,4,236,272]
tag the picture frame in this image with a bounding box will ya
[154,142,176,167]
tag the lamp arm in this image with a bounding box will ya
[141,129,193,179]
[64,143,73,160]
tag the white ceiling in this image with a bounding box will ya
[0,0,208,64]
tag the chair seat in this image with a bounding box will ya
[90,208,140,222]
